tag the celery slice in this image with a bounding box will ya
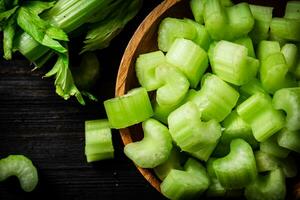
[206,158,226,197]
[284,1,300,20]
[255,151,279,172]
[240,78,266,98]
[234,36,256,58]
[270,18,300,42]
[280,155,298,178]
[3,17,15,60]
[281,43,298,71]
[124,119,172,168]
[155,64,190,107]
[161,158,210,200]
[104,87,153,129]
[166,38,208,88]
[0,155,38,192]
[190,0,206,24]
[245,168,286,200]
[273,87,300,131]
[189,144,219,162]
[260,135,290,158]
[135,51,165,91]
[157,17,196,52]
[85,119,114,162]
[277,128,300,154]
[213,139,257,189]
[191,73,240,122]
[257,40,281,61]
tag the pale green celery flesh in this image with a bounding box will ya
[206,158,226,197]
[260,135,290,158]
[240,78,266,98]
[281,43,298,71]
[277,128,300,154]
[190,0,206,24]
[270,18,300,42]
[234,36,256,58]
[284,1,300,20]
[257,40,280,61]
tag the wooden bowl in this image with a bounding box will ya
[116,0,300,198]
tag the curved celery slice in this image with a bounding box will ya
[124,119,172,168]
[161,158,210,200]
[191,73,239,122]
[157,17,196,52]
[240,78,266,98]
[0,155,38,192]
[135,51,165,91]
[85,119,114,162]
[257,40,281,61]
[245,168,286,200]
[273,87,300,131]
[213,139,257,189]
[206,158,226,197]
[104,87,153,129]
[281,43,298,71]
[277,128,300,154]
[234,36,256,58]
[166,38,208,88]
[284,1,300,20]
[260,135,290,158]
[270,18,300,42]
[237,93,285,142]
[155,64,190,107]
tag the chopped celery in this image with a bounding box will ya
[239,78,266,98]
[255,151,279,172]
[273,87,300,131]
[245,168,286,200]
[281,43,298,71]
[0,155,38,192]
[104,87,153,129]
[190,73,239,122]
[270,18,300,42]
[234,36,256,58]
[124,119,172,168]
[260,135,290,158]
[190,0,206,24]
[161,158,210,200]
[189,144,219,162]
[85,119,114,162]
[213,139,257,189]
[284,1,300,20]
[280,155,298,178]
[157,17,196,52]
[166,38,208,88]
[277,128,300,154]
[206,158,226,197]
[257,40,281,61]
[237,93,285,142]
[135,51,165,91]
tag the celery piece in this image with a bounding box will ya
[184,19,212,51]
[237,93,285,142]
[190,0,206,24]
[213,139,257,189]
[154,147,186,181]
[191,74,239,122]
[189,144,219,162]
[206,158,226,197]
[249,5,274,44]
[260,135,290,158]
[0,155,38,192]
[234,36,256,58]
[273,87,300,131]
[210,40,259,85]
[135,51,165,91]
[155,64,190,107]
[257,40,281,61]
[240,78,266,98]
[3,17,15,60]
[85,119,114,162]
[277,128,300,154]
[161,158,210,200]
[284,1,300,20]
[245,168,286,200]
[255,151,279,172]
[281,43,298,71]
[270,18,300,42]
[104,87,153,129]
[166,38,208,88]
[157,17,196,52]
[280,155,298,178]
[168,101,221,161]
[124,119,172,168]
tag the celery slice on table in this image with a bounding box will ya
[213,139,257,189]
[206,158,226,197]
[260,135,290,158]
[135,51,165,91]
[161,158,210,200]
[273,87,300,131]
[155,64,190,107]
[234,36,256,58]
[277,128,300,154]
[270,18,300,42]
[104,87,153,129]
[0,155,38,192]
[240,78,266,98]
[124,119,172,168]
[157,17,196,52]
[85,119,114,162]
[210,40,259,85]
[245,168,286,200]
[284,1,300,20]
[166,38,208,88]
[281,43,298,71]
[190,73,239,122]
[237,93,285,142]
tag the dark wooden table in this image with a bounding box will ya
[0,1,166,199]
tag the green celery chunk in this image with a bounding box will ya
[284,1,300,20]
[273,87,300,131]
[245,168,286,200]
[213,139,257,189]
[166,38,208,88]
[157,17,196,52]
[234,36,256,58]
[260,135,290,158]
[168,101,222,161]
[135,51,165,91]
[257,40,281,61]
[124,119,172,168]
[254,151,279,172]
[240,78,266,98]
[277,128,300,154]
[161,158,210,200]
[104,87,153,129]
[210,40,259,85]
[270,18,300,42]
[85,119,114,162]
[0,155,38,192]
[206,158,226,197]
[281,43,298,71]
[237,93,285,142]
[155,64,190,107]
[190,73,240,122]
[3,17,15,60]
[190,0,206,24]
